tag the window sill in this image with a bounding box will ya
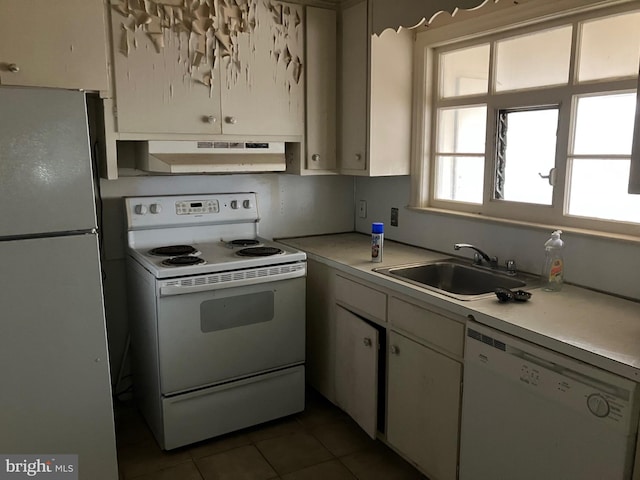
[406,205,640,245]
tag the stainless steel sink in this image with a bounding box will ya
[374,258,537,301]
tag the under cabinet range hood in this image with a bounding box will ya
[136,140,287,174]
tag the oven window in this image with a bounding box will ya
[200,291,274,333]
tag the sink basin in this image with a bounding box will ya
[374,259,535,301]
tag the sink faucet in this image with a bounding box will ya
[454,243,498,268]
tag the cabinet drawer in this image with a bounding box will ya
[388,297,464,357]
[335,275,387,322]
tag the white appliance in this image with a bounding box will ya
[0,87,118,478]
[136,140,287,173]
[125,193,306,450]
[460,321,639,480]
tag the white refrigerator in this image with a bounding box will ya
[0,87,118,479]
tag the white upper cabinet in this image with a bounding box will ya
[304,6,338,172]
[339,0,413,176]
[0,0,109,91]
[107,0,304,138]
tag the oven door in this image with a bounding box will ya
[156,276,305,395]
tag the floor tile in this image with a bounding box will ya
[189,431,253,459]
[246,416,303,443]
[127,460,203,480]
[280,459,356,480]
[118,440,192,479]
[115,388,425,480]
[255,432,333,475]
[195,445,277,480]
[310,418,376,457]
[295,395,348,430]
[340,443,426,480]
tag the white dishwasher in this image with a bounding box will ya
[460,321,639,480]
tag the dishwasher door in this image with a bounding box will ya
[460,322,639,480]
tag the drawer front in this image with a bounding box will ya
[335,275,387,322]
[388,297,464,356]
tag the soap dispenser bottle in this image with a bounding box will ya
[542,230,564,291]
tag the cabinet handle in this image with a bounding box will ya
[204,115,217,124]
[225,116,237,125]
[355,153,362,162]
[8,63,20,73]
[363,337,372,347]
[311,154,321,162]
[390,345,399,355]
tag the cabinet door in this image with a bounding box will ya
[335,305,379,438]
[339,0,368,171]
[0,0,108,90]
[109,8,222,135]
[305,6,337,170]
[220,1,304,136]
[387,331,461,480]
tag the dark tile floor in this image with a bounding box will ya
[115,389,427,479]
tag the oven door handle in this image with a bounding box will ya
[158,265,306,296]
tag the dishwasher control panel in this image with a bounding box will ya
[466,324,638,431]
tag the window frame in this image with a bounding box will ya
[412,1,640,237]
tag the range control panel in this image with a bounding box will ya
[125,193,258,229]
[176,200,219,215]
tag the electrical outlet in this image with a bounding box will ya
[358,200,367,218]
[391,207,399,227]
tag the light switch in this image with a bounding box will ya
[358,200,367,218]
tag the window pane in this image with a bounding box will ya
[440,44,490,98]
[496,109,557,205]
[437,106,487,153]
[573,93,636,155]
[495,26,572,91]
[568,159,640,222]
[435,155,484,204]
[578,11,640,82]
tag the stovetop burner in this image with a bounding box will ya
[236,247,283,257]
[227,239,261,247]
[150,245,197,256]
[161,256,206,267]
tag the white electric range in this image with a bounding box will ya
[125,193,306,450]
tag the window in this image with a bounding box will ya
[417,5,640,236]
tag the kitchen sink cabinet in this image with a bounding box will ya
[106,0,304,138]
[0,0,109,91]
[335,305,380,438]
[387,331,462,480]
[304,259,463,477]
[338,0,413,176]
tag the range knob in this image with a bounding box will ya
[230,200,239,209]
[243,199,252,209]
[149,203,162,214]
[134,204,148,215]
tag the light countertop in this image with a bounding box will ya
[279,232,640,382]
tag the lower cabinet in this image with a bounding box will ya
[387,331,462,480]
[304,260,463,479]
[305,259,337,403]
[335,305,379,438]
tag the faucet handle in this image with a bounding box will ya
[505,259,517,275]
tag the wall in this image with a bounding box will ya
[100,173,354,388]
[354,176,640,301]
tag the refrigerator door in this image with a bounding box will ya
[0,233,118,480]
[0,87,98,238]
